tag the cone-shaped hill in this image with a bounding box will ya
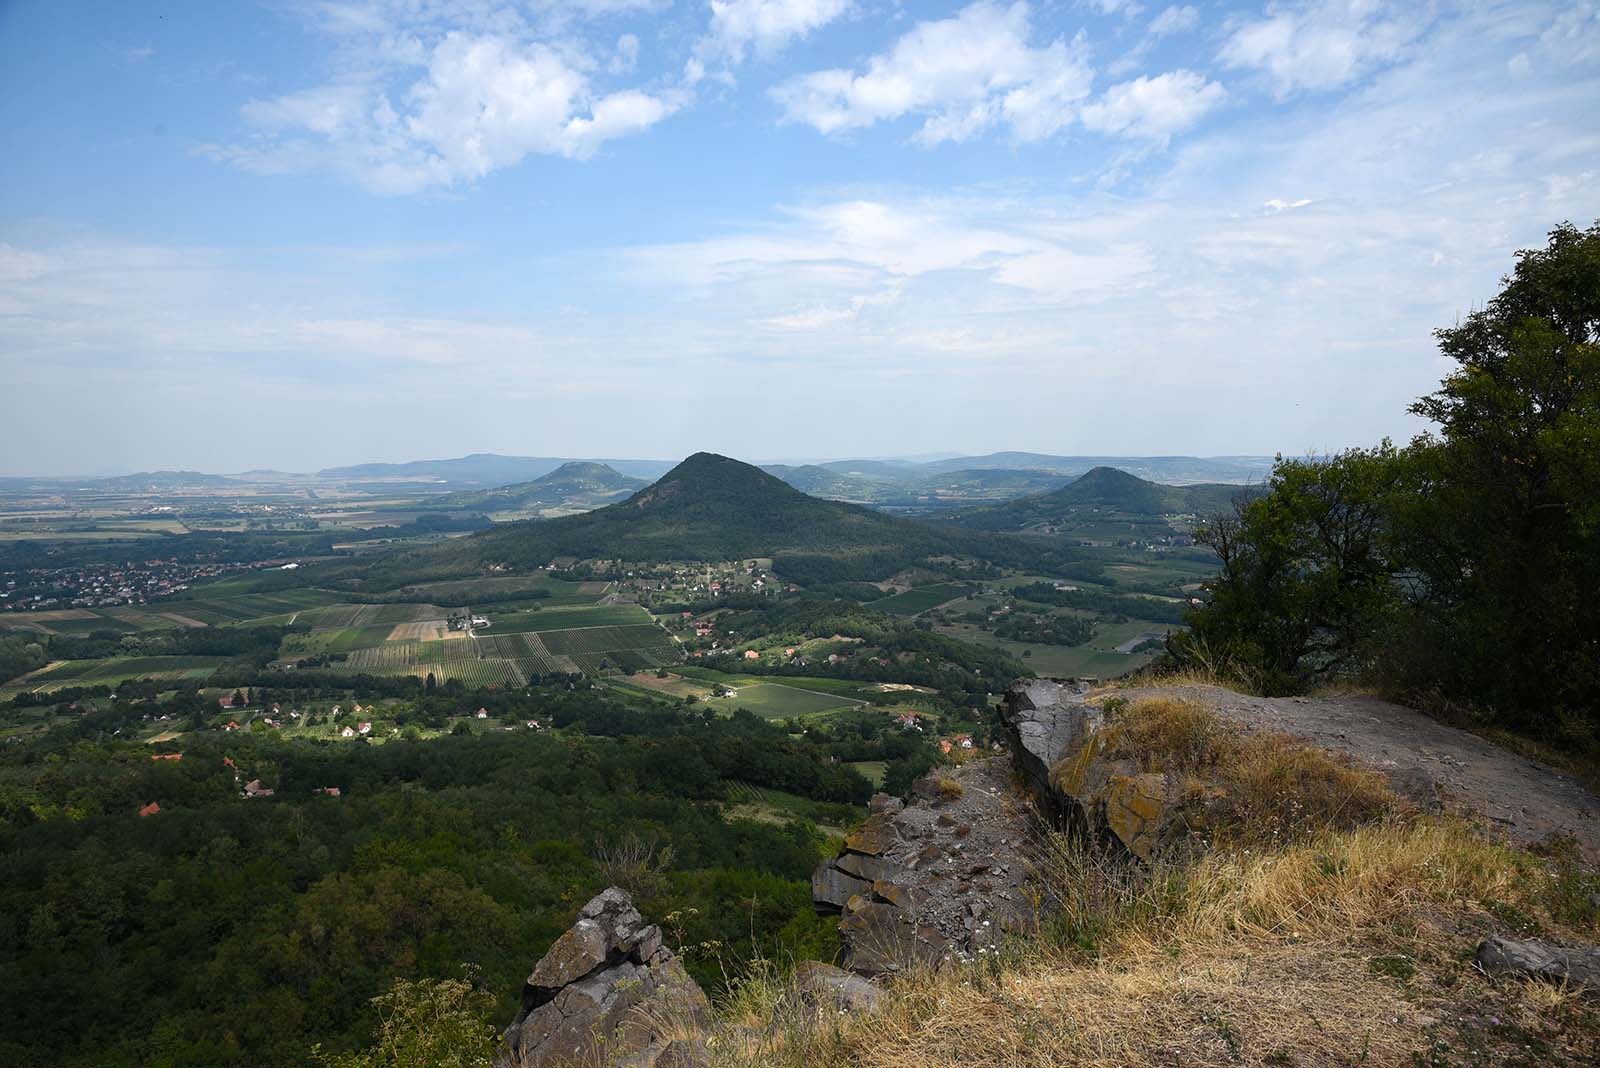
[948,466,1254,531]
[442,452,978,569]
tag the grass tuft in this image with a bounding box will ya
[1099,696,1396,846]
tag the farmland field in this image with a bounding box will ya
[699,681,862,719]
[386,619,448,641]
[846,760,887,788]
[868,583,971,616]
[604,673,858,719]
[483,604,653,633]
[338,626,587,681]
[281,624,396,657]
[389,575,606,605]
[657,668,867,718]
[936,620,1163,678]
[0,655,223,697]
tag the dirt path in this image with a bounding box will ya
[1110,684,1600,862]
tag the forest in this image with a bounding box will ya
[0,684,891,1068]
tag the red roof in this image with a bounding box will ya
[138,802,161,817]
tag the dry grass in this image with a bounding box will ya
[1108,664,1254,694]
[1114,695,1230,773]
[683,817,1599,1068]
[636,695,1600,1068]
[1088,696,1397,847]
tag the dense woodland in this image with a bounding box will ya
[0,684,898,1068]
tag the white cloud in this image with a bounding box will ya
[610,33,641,73]
[1080,70,1224,140]
[1148,5,1199,36]
[1540,2,1600,67]
[1220,0,1425,95]
[207,10,677,192]
[772,2,1093,144]
[1087,0,1144,17]
[702,0,852,63]
[625,196,1158,311]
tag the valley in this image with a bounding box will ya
[0,447,1369,1068]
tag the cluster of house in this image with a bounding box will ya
[938,734,975,754]
[469,706,546,730]
[3,558,249,613]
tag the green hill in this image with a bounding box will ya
[948,466,1253,532]
[463,453,951,564]
[327,453,1088,590]
[420,462,646,515]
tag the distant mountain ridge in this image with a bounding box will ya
[88,470,240,491]
[317,452,675,486]
[421,462,646,515]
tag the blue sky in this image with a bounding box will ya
[1,0,1597,474]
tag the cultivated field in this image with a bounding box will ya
[0,655,222,697]
[868,582,971,616]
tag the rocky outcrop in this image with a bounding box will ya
[811,758,1037,976]
[1476,936,1600,992]
[1000,679,1101,826]
[501,888,711,1068]
[790,961,884,1015]
[999,678,1189,859]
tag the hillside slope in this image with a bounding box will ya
[948,466,1252,531]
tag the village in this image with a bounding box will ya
[0,558,258,612]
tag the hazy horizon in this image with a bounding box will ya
[0,447,1285,481]
[4,0,1597,474]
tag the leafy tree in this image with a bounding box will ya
[1175,444,1410,694]
[1395,221,1600,736]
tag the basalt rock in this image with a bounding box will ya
[1476,936,1600,992]
[790,961,884,1015]
[811,764,1038,976]
[1000,678,1187,859]
[501,888,710,1068]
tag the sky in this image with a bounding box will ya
[1,0,1597,475]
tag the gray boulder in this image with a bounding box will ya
[1476,936,1600,992]
[790,961,884,1015]
[502,888,711,1067]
